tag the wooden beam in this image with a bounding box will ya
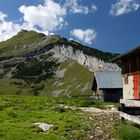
[120,111,140,125]
[120,99,140,107]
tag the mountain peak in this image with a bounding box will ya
[0,30,118,61]
[0,30,46,56]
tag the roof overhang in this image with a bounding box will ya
[110,45,140,62]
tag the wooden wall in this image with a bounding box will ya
[122,51,140,99]
[122,51,140,75]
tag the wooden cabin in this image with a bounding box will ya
[114,46,140,100]
[112,46,140,124]
[92,71,122,102]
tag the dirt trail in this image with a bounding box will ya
[80,107,120,140]
[59,104,120,140]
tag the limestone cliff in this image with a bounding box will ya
[49,45,120,71]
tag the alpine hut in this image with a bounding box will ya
[112,46,140,124]
[92,71,123,102]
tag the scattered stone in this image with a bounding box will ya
[89,136,94,139]
[57,82,64,86]
[55,69,66,78]
[33,122,53,132]
[79,107,118,114]
[51,90,64,97]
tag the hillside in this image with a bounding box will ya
[0,59,93,97]
[0,30,46,57]
[0,30,120,97]
[0,30,117,60]
[41,60,93,97]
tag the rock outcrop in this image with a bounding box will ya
[0,43,120,73]
[50,45,120,71]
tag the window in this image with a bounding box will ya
[124,76,128,85]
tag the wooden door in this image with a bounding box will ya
[133,74,139,99]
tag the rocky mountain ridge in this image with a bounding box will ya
[0,31,120,72]
[49,45,120,71]
[0,30,120,96]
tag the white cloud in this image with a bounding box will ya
[64,0,97,14]
[64,0,88,14]
[21,22,49,35]
[91,4,98,13]
[70,29,96,44]
[0,12,51,42]
[0,12,7,22]
[19,0,67,31]
[0,0,97,42]
[0,12,21,41]
[0,0,67,41]
[110,0,140,16]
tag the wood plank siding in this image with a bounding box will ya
[122,51,140,75]
[113,46,140,124]
[121,51,140,100]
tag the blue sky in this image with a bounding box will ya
[0,0,140,53]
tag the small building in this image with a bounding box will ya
[92,71,123,102]
[112,46,140,124]
[113,46,140,100]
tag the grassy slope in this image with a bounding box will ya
[0,96,93,140]
[116,123,140,140]
[0,79,32,95]
[0,60,93,96]
[42,59,93,97]
[0,30,45,56]
[0,95,139,140]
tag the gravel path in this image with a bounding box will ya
[59,104,120,140]
[80,107,120,140]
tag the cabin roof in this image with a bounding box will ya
[94,71,123,89]
[111,45,140,61]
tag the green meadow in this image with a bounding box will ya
[0,95,139,140]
